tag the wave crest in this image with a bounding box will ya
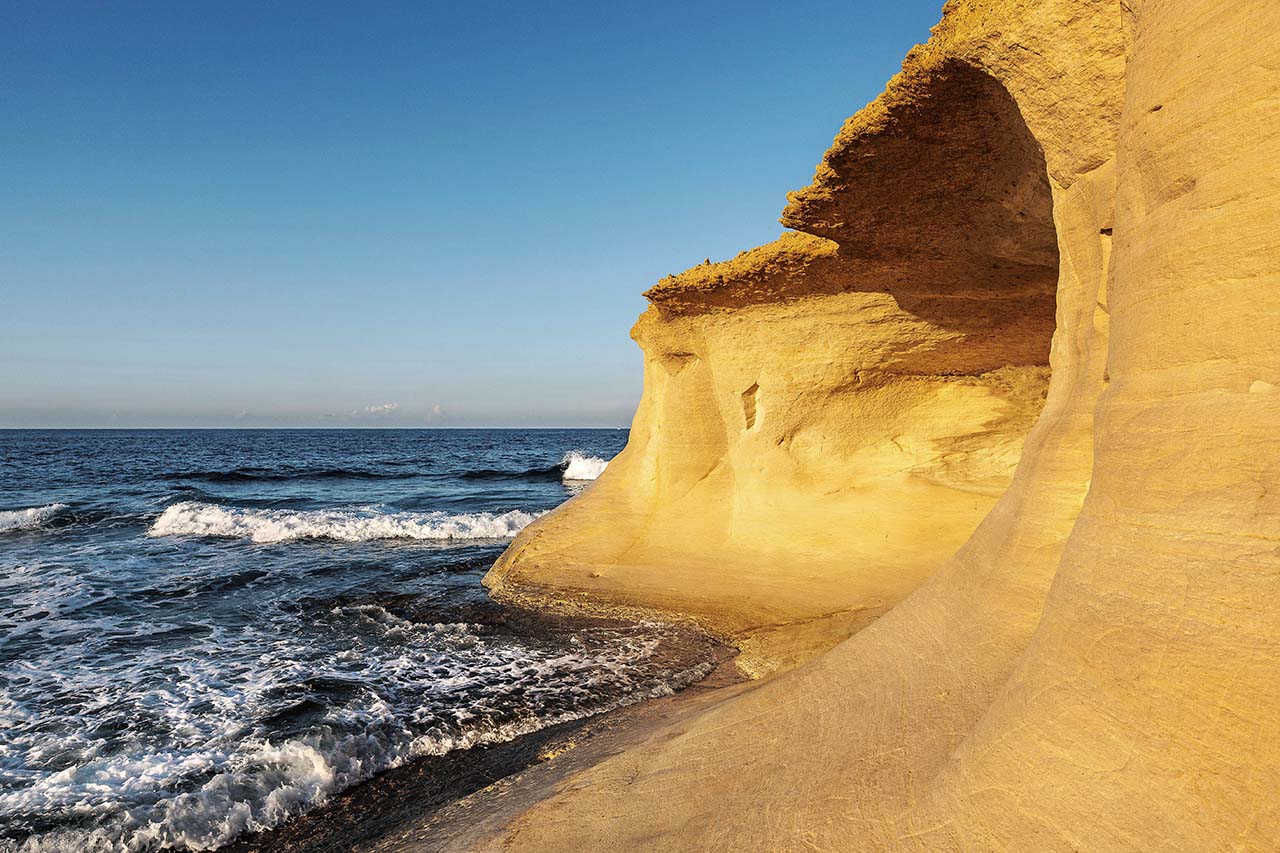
[458,452,612,483]
[147,502,541,544]
[561,451,609,481]
[0,503,69,533]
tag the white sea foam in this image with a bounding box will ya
[0,503,67,533]
[147,502,541,544]
[1,613,715,853]
[561,451,609,481]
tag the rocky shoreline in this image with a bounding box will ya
[223,618,741,853]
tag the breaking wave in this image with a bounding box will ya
[561,451,609,481]
[0,504,68,533]
[458,451,611,483]
[148,502,541,544]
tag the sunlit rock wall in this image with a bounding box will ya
[488,54,1064,675]
[479,0,1280,849]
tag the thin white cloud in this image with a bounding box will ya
[345,402,400,417]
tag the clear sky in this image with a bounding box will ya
[2,1,944,428]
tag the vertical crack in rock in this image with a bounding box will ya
[741,383,760,431]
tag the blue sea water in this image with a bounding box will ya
[0,430,713,852]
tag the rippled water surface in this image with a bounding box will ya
[0,430,714,852]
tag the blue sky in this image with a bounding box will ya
[2,1,943,428]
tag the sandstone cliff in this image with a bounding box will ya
[482,0,1280,848]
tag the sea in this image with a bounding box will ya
[0,429,716,852]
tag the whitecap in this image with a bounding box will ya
[147,502,542,544]
[0,503,68,533]
[561,451,609,482]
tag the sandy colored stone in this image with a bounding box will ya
[487,55,1064,674]
[478,0,1280,849]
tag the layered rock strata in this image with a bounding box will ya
[482,0,1280,848]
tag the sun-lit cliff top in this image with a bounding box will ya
[643,232,840,314]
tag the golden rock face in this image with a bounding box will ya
[481,0,1280,848]
[487,63,1062,673]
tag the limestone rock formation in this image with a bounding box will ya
[481,0,1280,848]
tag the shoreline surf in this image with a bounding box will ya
[0,431,645,853]
[222,631,742,853]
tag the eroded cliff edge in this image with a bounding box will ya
[481,0,1280,848]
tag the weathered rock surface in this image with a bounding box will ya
[481,0,1280,848]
